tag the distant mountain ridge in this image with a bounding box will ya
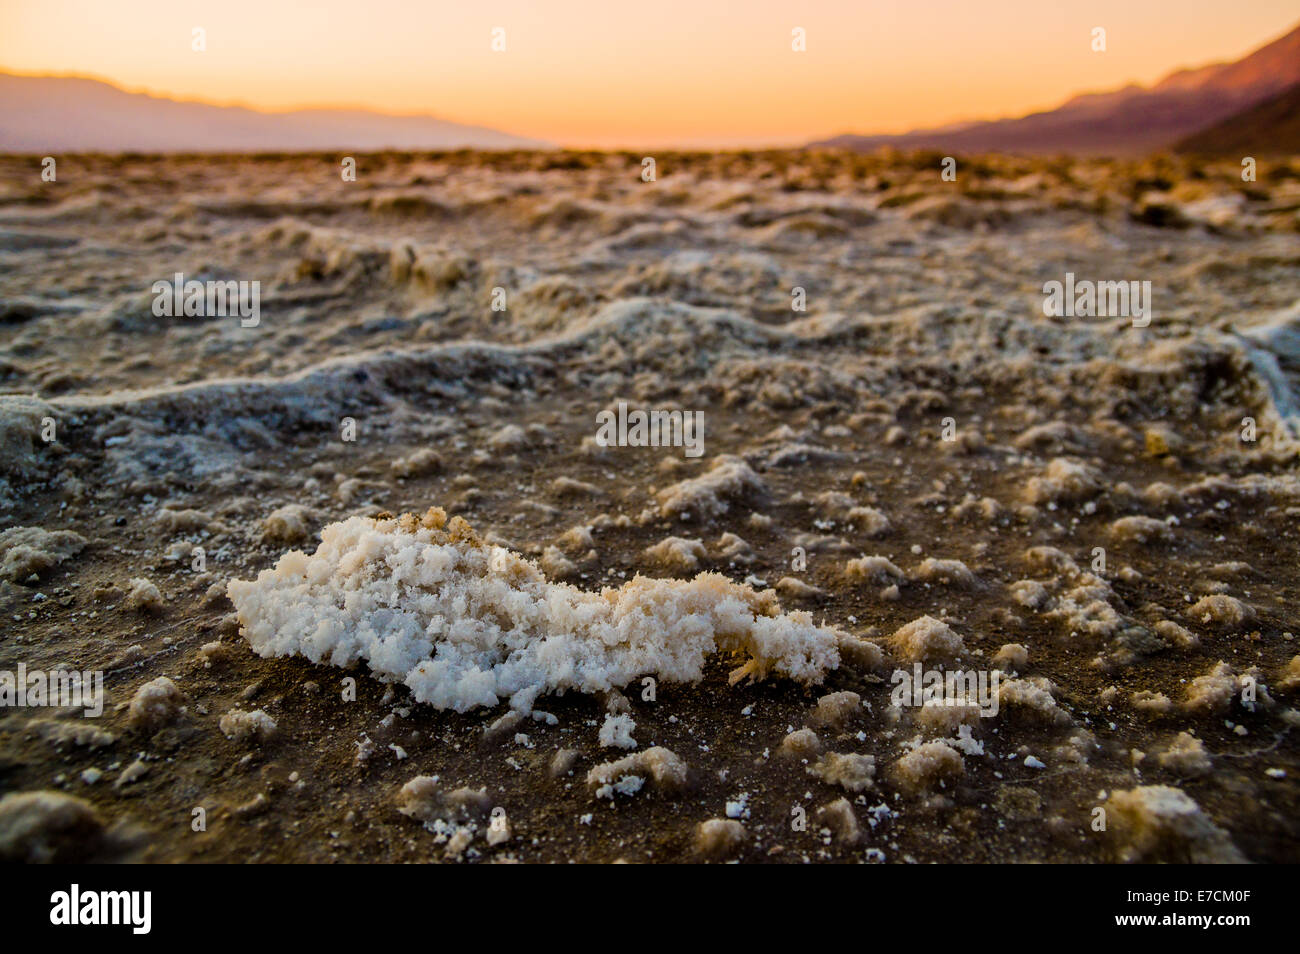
[1175,82,1300,156]
[0,73,549,152]
[811,20,1300,156]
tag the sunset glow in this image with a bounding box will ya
[1,1,1297,148]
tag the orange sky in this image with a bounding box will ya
[1,1,1296,147]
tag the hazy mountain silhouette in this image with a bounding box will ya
[811,20,1300,156]
[1175,82,1300,156]
[0,73,549,152]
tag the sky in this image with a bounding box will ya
[1,0,1297,148]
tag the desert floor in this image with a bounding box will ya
[0,150,1297,863]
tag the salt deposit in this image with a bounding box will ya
[656,456,767,521]
[893,741,965,792]
[695,818,747,859]
[123,577,164,613]
[218,708,278,743]
[807,752,876,792]
[815,798,860,844]
[779,727,822,759]
[598,713,637,750]
[0,527,86,583]
[587,746,689,796]
[809,691,862,730]
[1106,786,1246,863]
[0,791,110,863]
[126,677,185,731]
[887,616,965,663]
[227,509,843,713]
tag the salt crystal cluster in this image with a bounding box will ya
[227,508,843,713]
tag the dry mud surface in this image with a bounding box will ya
[0,150,1298,864]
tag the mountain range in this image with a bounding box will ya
[811,20,1300,156]
[1175,81,1300,156]
[0,73,548,152]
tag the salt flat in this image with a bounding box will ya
[0,150,1297,863]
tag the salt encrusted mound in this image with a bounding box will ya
[391,448,443,479]
[0,397,55,492]
[1155,619,1198,649]
[1182,660,1270,712]
[656,456,767,521]
[642,536,706,572]
[695,818,747,859]
[1186,594,1256,629]
[1008,579,1051,610]
[909,558,977,588]
[218,708,278,743]
[807,752,876,792]
[1131,689,1173,716]
[1023,546,1079,577]
[893,741,965,791]
[598,713,637,750]
[715,532,753,563]
[816,798,860,843]
[124,576,164,613]
[913,698,983,736]
[780,727,822,759]
[396,778,491,824]
[1156,732,1212,776]
[539,546,578,579]
[846,507,891,537]
[809,691,861,729]
[262,504,313,545]
[0,527,87,583]
[775,576,823,598]
[838,634,887,670]
[1106,786,1247,863]
[1023,458,1101,506]
[126,676,185,731]
[1109,516,1172,545]
[482,710,524,744]
[844,555,905,585]
[587,746,689,796]
[992,643,1029,672]
[155,507,219,534]
[549,748,579,778]
[998,677,1073,726]
[31,720,115,750]
[1278,655,1300,692]
[887,616,964,663]
[227,509,842,713]
[0,790,107,863]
